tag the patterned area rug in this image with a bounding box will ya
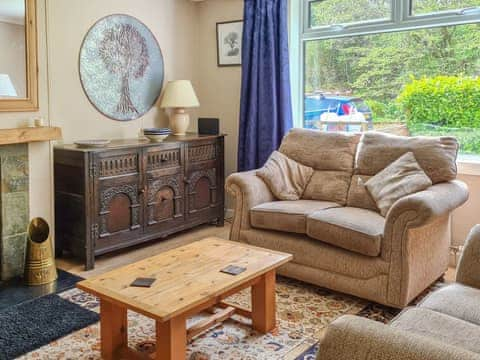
[19,277,442,359]
[19,277,369,360]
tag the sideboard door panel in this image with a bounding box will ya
[185,139,223,224]
[93,150,143,253]
[144,145,185,234]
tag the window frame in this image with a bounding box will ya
[302,0,480,40]
[290,0,480,130]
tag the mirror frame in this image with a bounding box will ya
[0,0,38,112]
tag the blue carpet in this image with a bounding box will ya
[296,344,319,360]
[0,269,83,311]
[0,286,99,360]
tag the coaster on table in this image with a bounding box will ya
[220,265,247,276]
[130,278,156,288]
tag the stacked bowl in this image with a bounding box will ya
[143,128,172,142]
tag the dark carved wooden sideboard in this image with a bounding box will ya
[54,134,225,270]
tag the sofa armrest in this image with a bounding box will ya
[382,180,468,307]
[385,180,469,229]
[317,315,479,360]
[456,224,480,289]
[225,170,275,240]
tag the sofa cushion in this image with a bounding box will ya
[302,171,352,205]
[346,175,378,212]
[279,128,360,171]
[419,283,480,326]
[365,152,433,216]
[306,207,385,257]
[250,200,340,234]
[279,129,359,204]
[256,151,314,201]
[391,307,480,354]
[356,132,458,184]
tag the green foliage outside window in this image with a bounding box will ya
[398,76,480,128]
[398,76,480,154]
[305,0,480,154]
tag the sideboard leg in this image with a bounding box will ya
[216,217,225,227]
[85,251,95,271]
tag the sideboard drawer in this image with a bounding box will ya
[97,150,141,178]
[146,146,182,171]
[187,140,217,164]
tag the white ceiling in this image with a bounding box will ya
[0,0,25,26]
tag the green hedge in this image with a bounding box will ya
[397,76,480,128]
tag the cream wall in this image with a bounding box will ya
[0,21,26,97]
[452,173,480,246]
[46,0,199,143]
[196,0,244,208]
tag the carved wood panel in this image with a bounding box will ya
[98,153,139,177]
[54,135,224,270]
[147,148,181,170]
[99,183,140,237]
[188,143,216,163]
[187,168,217,214]
[146,174,183,226]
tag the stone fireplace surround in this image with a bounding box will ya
[0,144,29,281]
[0,126,61,282]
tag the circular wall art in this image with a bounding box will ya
[79,14,164,121]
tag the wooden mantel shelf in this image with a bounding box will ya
[0,127,62,146]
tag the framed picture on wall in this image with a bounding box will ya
[216,20,243,67]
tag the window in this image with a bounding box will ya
[294,0,480,159]
[412,0,480,16]
[309,0,392,28]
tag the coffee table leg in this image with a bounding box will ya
[251,270,276,333]
[156,315,186,360]
[100,299,127,360]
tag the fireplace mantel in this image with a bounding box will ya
[0,127,62,146]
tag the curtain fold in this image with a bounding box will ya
[238,0,293,172]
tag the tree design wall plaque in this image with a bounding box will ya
[80,15,164,121]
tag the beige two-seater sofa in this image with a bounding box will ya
[317,225,480,360]
[226,129,469,308]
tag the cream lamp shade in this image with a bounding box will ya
[160,80,200,136]
[160,80,200,108]
[0,74,17,97]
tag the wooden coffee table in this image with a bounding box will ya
[77,237,292,360]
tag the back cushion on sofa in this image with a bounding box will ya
[279,129,360,205]
[279,128,360,170]
[356,132,458,184]
[347,131,459,213]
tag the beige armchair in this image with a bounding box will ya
[316,225,480,360]
[226,129,469,308]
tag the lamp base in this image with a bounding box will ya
[170,108,190,136]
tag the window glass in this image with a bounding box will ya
[304,23,480,157]
[412,0,480,15]
[309,0,392,27]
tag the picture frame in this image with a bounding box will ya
[216,20,243,67]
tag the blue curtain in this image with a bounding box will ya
[238,0,293,172]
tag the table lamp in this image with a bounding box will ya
[0,74,17,98]
[160,80,200,136]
